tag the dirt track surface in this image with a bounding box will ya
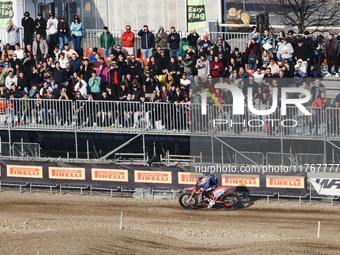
[0,191,340,255]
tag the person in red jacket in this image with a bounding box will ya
[312,91,326,136]
[121,25,135,56]
[210,56,224,78]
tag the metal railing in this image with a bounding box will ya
[0,98,339,140]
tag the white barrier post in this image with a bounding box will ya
[120,211,123,230]
[317,221,320,239]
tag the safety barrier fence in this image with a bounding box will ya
[0,99,338,140]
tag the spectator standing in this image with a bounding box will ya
[167,26,180,58]
[121,25,135,56]
[57,15,69,51]
[46,13,59,53]
[210,56,224,78]
[6,20,20,49]
[32,34,48,63]
[196,54,210,80]
[88,71,101,98]
[70,15,83,54]
[287,30,298,49]
[100,26,115,58]
[324,33,340,77]
[137,25,155,60]
[96,60,109,91]
[246,38,261,71]
[155,26,168,52]
[261,29,273,53]
[22,11,35,47]
[187,30,199,51]
[35,12,47,39]
[276,38,294,61]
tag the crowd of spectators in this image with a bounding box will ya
[0,12,339,134]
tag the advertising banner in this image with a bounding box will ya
[308,173,340,196]
[187,0,206,31]
[0,160,307,195]
[0,0,13,27]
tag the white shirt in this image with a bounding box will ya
[5,75,18,90]
[14,49,24,59]
[46,18,58,35]
[74,80,88,99]
[180,78,191,87]
[252,72,264,83]
[58,57,69,69]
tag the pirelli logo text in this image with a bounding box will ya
[135,170,172,184]
[266,176,305,189]
[49,167,86,180]
[7,165,43,178]
[178,172,205,185]
[91,169,128,182]
[222,174,260,187]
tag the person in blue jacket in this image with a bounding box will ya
[198,173,218,208]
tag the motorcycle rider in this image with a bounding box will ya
[198,173,218,208]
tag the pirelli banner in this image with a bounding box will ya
[0,161,307,194]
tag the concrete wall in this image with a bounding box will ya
[19,0,220,32]
[104,0,220,32]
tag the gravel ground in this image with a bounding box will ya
[0,190,339,255]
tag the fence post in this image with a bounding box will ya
[309,181,312,205]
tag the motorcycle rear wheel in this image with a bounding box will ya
[179,192,198,210]
[221,192,241,209]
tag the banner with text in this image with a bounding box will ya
[0,160,308,195]
[308,173,340,196]
[0,0,13,27]
[187,0,206,31]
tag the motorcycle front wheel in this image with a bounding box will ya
[179,192,198,210]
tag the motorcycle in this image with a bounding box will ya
[179,177,241,209]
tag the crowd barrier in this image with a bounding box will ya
[0,160,307,195]
[0,98,339,140]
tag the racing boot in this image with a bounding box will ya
[207,199,215,208]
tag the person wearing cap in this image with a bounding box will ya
[167,26,180,58]
[6,20,20,50]
[137,25,155,60]
[46,13,58,53]
[155,26,168,52]
[57,16,69,51]
[121,25,135,56]
[22,12,35,47]
[70,15,83,54]
[100,26,115,58]
[35,12,47,39]
[198,35,213,55]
